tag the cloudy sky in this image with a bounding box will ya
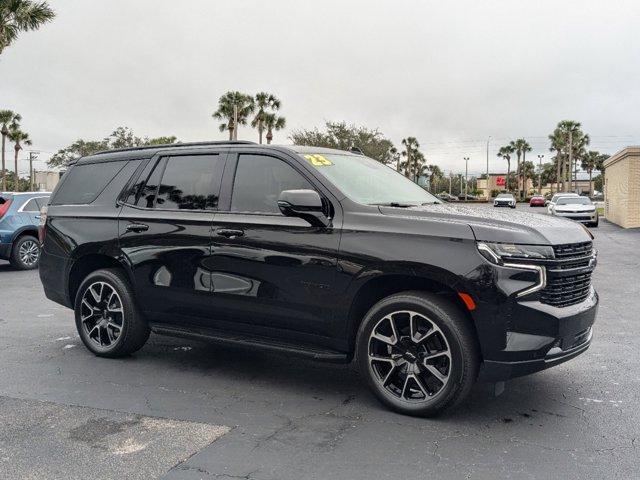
[2,0,640,176]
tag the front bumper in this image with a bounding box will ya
[494,202,515,208]
[554,211,598,223]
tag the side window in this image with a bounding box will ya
[231,155,314,214]
[126,158,166,208]
[155,155,225,210]
[21,199,40,212]
[34,197,49,209]
[51,161,127,205]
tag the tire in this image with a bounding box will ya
[74,268,150,358]
[9,235,41,270]
[591,219,599,228]
[356,291,480,417]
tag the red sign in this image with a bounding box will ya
[496,176,506,186]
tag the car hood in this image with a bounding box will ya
[555,204,595,211]
[378,204,592,245]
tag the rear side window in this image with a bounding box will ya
[21,198,40,211]
[156,155,225,210]
[126,158,166,208]
[51,161,127,205]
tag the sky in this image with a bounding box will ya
[2,0,640,177]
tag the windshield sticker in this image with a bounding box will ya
[304,154,333,166]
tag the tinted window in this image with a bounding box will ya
[155,155,224,210]
[231,155,313,214]
[51,161,127,205]
[21,199,40,212]
[34,197,49,209]
[126,158,166,208]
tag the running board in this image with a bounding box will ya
[150,324,348,363]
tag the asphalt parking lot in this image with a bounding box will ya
[1,205,639,479]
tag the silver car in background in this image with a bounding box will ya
[549,195,599,227]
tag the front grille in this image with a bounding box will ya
[539,242,594,307]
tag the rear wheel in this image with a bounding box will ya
[10,235,40,270]
[356,291,480,417]
[74,268,150,358]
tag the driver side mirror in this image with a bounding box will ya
[277,189,330,228]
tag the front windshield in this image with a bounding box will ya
[557,197,592,205]
[496,194,513,199]
[299,153,440,205]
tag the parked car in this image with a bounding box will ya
[436,193,458,202]
[547,192,580,214]
[458,193,477,201]
[549,196,599,227]
[0,192,51,269]
[529,195,545,207]
[493,193,516,208]
[39,142,598,417]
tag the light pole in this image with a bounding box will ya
[463,157,469,201]
[537,154,544,195]
[486,136,491,201]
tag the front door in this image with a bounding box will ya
[206,152,341,339]
[118,151,227,324]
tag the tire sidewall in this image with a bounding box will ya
[357,294,470,416]
[74,270,134,356]
[11,235,40,270]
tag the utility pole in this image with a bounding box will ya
[486,136,491,201]
[537,154,544,195]
[463,157,469,201]
[29,151,39,191]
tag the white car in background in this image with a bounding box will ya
[493,193,516,208]
[549,195,599,227]
[547,192,580,214]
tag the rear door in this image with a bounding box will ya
[206,150,342,339]
[118,150,227,325]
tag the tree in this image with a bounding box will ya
[212,91,254,140]
[549,121,589,192]
[48,127,179,167]
[428,164,443,192]
[289,121,394,163]
[0,110,21,191]
[520,160,535,195]
[263,113,285,145]
[400,137,422,181]
[581,150,609,197]
[251,92,281,144]
[496,145,514,192]
[509,138,531,199]
[7,127,31,191]
[540,161,557,194]
[388,146,401,171]
[0,0,55,55]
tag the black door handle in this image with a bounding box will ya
[125,223,149,233]
[216,228,244,238]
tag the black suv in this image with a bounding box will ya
[39,141,598,416]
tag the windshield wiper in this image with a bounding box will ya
[369,202,415,208]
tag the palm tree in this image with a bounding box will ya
[548,129,565,192]
[0,0,55,55]
[7,127,31,191]
[251,92,281,144]
[212,91,255,140]
[581,151,608,197]
[401,137,421,180]
[0,110,21,191]
[497,145,514,192]
[509,139,531,199]
[550,121,589,192]
[263,113,285,144]
[428,164,443,192]
[388,146,401,171]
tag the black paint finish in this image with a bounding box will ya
[39,143,599,381]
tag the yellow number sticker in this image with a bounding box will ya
[304,154,333,166]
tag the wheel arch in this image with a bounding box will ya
[345,272,480,358]
[67,254,134,306]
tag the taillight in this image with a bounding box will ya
[38,205,48,244]
[0,199,12,219]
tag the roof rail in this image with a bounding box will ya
[92,140,256,156]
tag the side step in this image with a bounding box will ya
[150,324,349,363]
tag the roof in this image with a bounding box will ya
[603,146,640,169]
[75,142,360,165]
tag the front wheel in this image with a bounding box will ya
[356,291,480,417]
[74,268,150,358]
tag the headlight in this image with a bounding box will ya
[477,242,554,264]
